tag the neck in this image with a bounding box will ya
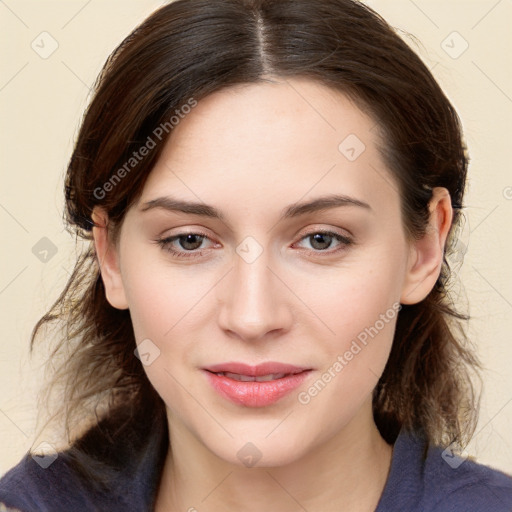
[155,398,393,512]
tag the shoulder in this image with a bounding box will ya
[0,451,92,512]
[0,447,155,512]
[376,428,512,512]
[423,437,512,512]
[0,412,168,512]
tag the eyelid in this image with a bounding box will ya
[291,229,353,254]
[160,229,216,248]
[294,224,354,241]
[155,225,354,260]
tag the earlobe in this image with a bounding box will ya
[400,188,453,305]
[91,208,129,310]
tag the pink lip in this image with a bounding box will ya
[202,361,312,407]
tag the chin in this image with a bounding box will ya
[202,427,316,469]
[224,446,303,469]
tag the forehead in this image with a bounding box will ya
[137,78,399,219]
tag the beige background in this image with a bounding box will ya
[1,0,511,477]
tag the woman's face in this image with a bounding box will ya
[102,78,420,466]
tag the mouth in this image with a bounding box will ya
[202,362,313,407]
[210,371,296,382]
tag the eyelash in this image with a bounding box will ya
[155,229,353,260]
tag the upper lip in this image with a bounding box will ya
[203,362,311,376]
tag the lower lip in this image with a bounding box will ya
[203,370,311,407]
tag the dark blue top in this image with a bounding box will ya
[1,425,511,511]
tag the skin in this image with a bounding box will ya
[92,77,452,512]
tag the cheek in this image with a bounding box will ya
[120,259,200,414]
[122,236,406,358]
[296,248,404,339]
[121,248,206,340]
[298,251,404,395]
[121,234,405,413]
[119,251,215,392]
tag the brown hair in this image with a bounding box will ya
[31,0,480,490]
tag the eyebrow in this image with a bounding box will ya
[140,193,372,222]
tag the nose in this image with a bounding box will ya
[217,247,293,343]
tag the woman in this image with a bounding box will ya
[1,0,511,510]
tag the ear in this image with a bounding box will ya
[400,187,453,305]
[91,207,129,310]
